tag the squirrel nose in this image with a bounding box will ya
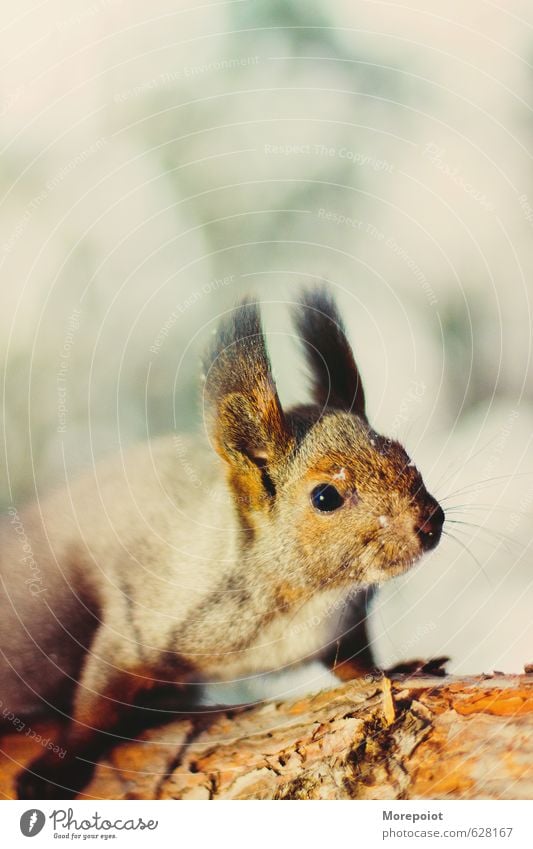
[415,503,445,552]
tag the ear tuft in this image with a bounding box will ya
[292,287,366,419]
[203,299,292,480]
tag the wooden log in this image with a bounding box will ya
[1,673,532,800]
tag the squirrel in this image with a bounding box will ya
[0,287,444,799]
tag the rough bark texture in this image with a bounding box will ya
[1,673,532,800]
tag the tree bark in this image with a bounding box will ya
[1,673,532,799]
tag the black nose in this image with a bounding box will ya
[416,503,445,551]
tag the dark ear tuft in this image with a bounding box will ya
[203,299,292,479]
[204,299,270,389]
[292,287,366,419]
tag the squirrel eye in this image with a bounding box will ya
[310,484,345,512]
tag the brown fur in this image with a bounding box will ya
[0,287,444,798]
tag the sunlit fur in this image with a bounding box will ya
[1,287,444,799]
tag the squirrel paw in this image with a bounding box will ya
[386,656,450,677]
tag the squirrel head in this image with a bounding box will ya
[203,288,444,595]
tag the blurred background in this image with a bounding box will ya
[1,0,532,691]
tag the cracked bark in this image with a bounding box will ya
[1,674,532,800]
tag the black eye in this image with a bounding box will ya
[310,484,345,512]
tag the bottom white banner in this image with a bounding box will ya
[2,799,532,848]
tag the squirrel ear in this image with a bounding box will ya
[293,287,367,419]
[203,300,293,486]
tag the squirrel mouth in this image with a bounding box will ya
[381,552,420,576]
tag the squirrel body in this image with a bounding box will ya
[0,289,444,798]
[1,431,368,710]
